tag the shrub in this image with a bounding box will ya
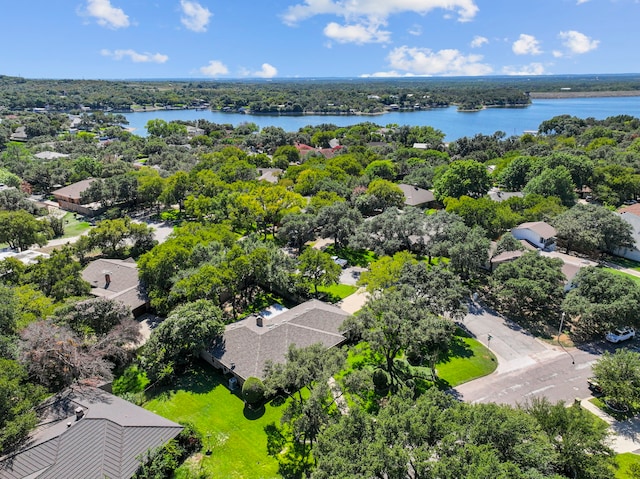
[372,368,390,391]
[242,376,266,406]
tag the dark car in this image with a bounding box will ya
[588,378,603,394]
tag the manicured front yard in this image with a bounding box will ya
[616,452,640,478]
[62,212,92,238]
[603,267,640,284]
[316,283,358,302]
[341,330,497,390]
[436,334,497,387]
[143,363,284,479]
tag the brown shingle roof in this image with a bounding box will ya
[514,221,557,239]
[81,259,148,312]
[51,179,95,202]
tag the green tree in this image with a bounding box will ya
[55,297,133,336]
[277,212,317,253]
[562,267,640,339]
[358,251,417,295]
[316,202,363,249]
[297,248,341,296]
[0,210,48,251]
[140,300,224,383]
[553,203,634,256]
[523,165,577,206]
[489,251,565,327]
[523,397,614,479]
[433,159,491,200]
[0,359,45,455]
[593,349,640,410]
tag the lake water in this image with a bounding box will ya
[123,96,640,142]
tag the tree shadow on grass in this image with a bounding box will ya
[438,336,474,364]
[243,403,266,420]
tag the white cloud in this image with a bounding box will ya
[252,63,278,78]
[101,49,168,63]
[324,22,391,44]
[199,60,229,77]
[576,0,589,4]
[552,50,563,58]
[85,0,130,29]
[512,34,542,55]
[470,35,488,48]
[408,24,423,36]
[558,30,599,54]
[502,62,546,75]
[180,0,212,32]
[383,46,492,76]
[282,0,480,26]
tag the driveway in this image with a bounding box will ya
[462,301,562,374]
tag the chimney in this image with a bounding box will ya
[256,315,263,327]
[104,273,111,287]
[75,407,85,420]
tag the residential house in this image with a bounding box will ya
[10,126,27,142]
[610,205,640,261]
[203,299,349,386]
[511,221,557,251]
[257,168,283,184]
[51,179,101,216]
[397,184,436,208]
[0,386,182,479]
[81,258,149,317]
[540,251,599,291]
[488,187,524,203]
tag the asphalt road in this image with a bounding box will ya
[454,301,630,406]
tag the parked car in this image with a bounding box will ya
[605,327,635,343]
[587,378,603,394]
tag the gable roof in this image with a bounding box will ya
[397,184,435,206]
[618,203,640,217]
[209,299,349,381]
[513,221,557,239]
[0,386,182,479]
[81,258,148,312]
[51,179,95,202]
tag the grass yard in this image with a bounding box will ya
[436,334,497,387]
[602,267,640,284]
[606,256,640,272]
[62,212,91,238]
[616,453,640,478]
[341,331,497,391]
[316,283,358,303]
[143,362,284,479]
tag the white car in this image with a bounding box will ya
[605,327,635,343]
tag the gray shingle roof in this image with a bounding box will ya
[210,299,349,381]
[397,184,435,206]
[0,387,182,479]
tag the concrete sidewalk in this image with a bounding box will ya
[581,398,640,454]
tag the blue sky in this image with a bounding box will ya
[2,0,639,79]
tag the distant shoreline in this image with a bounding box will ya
[529,90,640,99]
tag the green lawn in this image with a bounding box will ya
[316,283,358,303]
[616,453,640,478]
[606,257,640,272]
[143,363,284,479]
[602,267,640,284]
[340,331,497,390]
[436,334,497,387]
[62,212,91,238]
